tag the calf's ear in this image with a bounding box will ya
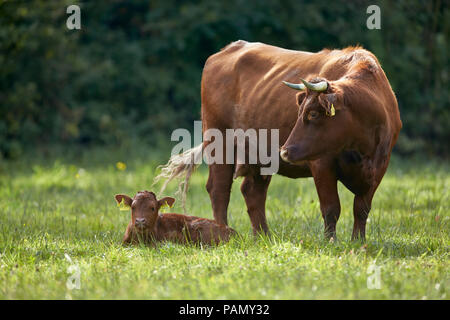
[115,194,133,210]
[158,197,175,209]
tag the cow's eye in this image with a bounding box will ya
[308,110,319,120]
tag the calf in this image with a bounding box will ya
[115,190,236,245]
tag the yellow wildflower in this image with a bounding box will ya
[116,162,126,171]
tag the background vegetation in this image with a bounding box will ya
[0,0,448,159]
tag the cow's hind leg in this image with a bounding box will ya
[240,174,271,235]
[206,164,234,225]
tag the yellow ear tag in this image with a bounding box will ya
[118,198,131,211]
[330,103,336,117]
[160,201,174,210]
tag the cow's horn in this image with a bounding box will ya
[282,81,306,90]
[300,78,328,92]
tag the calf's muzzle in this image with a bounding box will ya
[135,218,146,228]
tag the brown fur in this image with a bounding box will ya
[115,191,236,246]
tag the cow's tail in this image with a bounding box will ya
[152,143,203,212]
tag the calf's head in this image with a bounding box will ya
[281,77,351,163]
[114,191,175,231]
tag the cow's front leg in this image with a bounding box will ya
[352,191,374,241]
[240,174,272,235]
[311,160,341,240]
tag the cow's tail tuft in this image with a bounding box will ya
[152,144,203,212]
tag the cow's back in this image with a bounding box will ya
[201,40,320,137]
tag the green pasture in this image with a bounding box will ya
[0,151,448,299]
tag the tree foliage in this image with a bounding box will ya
[0,0,448,158]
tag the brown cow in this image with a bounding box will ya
[155,40,402,241]
[115,191,236,245]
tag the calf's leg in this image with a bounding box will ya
[240,174,271,235]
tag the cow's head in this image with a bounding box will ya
[115,191,175,232]
[280,77,351,163]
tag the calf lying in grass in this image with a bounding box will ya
[115,191,236,246]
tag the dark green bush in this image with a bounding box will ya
[0,0,448,158]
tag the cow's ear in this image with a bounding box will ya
[115,194,133,209]
[158,197,175,209]
[296,91,307,106]
[319,93,341,116]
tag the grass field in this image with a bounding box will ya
[0,150,448,299]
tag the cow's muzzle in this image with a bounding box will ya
[280,148,289,162]
[280,145,304,163]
